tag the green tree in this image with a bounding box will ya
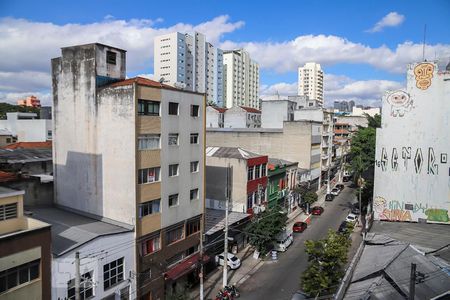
[365,113,381,129]
[0,102,40,119]
[300,227,353,296]
[245,205,288,255]
[303,191,318,206]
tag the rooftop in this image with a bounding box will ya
[0,148,52,164]
[207,127,283,133]
[0,186,24,198]
[206,146,265,159]
[2,141,52,150]
[0,128,12,136]
[29,206,132,256]
[205,208,250,236]
[209,106,228,113]
[239,106,261,113]
[268,158,298,168]
[0,171,18,183]
[106,76,204,95]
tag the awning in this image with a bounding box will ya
[164,253,210,281]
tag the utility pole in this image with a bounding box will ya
[223,165,231,288]
[409,263,417,300]
[75,251,81,300]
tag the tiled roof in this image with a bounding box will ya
[206,146,264,159]
[0,171,18,183]
[239,106,261,113]
[107,77,204,95]
[334,129,350,134]
[210,106,227,113]
[2,141,52,149]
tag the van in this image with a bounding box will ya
[273,230,293,252]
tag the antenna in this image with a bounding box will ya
[159,77,165,84]
[422,24,427,61]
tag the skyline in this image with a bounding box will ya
[1,0,450,107]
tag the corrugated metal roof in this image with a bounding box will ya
[206,146,264,159]
[205,208,250,235]
[0,148,52,163]
[29,207,132,256]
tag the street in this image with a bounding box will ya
[239,184,359,300]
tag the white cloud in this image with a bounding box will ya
[366,12,405,33]
[0,91,52,106]
[260,74,404,107]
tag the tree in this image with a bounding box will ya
[365,113,381,129]
[303,191,318,206]
[300,227,353,296]
[244,205,288,255]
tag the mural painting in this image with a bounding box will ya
[386,90,413,117]
[414,62,434,90]
[373,196,450,223]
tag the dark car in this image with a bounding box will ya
[311,206,324,215]
[351,203,361,215]
[325,194,334,201]
[343,176,351,182]
[293,221,307,233]
[336,184,344,191]
[338,221,350,233]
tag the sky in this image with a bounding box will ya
[1,0,450,107]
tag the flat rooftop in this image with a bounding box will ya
[0,186,24,198]
[205,208,250,236]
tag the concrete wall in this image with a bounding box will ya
[335,115,368,131]
[160,89,204,228]
[52,44,136,226]
[261,100,291,129]
[206,106,220,128]
[207,121,313,171]
[224,107,246,128]
[374,61,450,224]
[0,118,51,142]
[52,231,135,300]
[352,107,380,117]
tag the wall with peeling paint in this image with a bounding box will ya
[374,61,450,224]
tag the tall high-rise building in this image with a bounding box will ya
[298,62,324,105]
[52,43,205,299]
[223,49,260,109]
[154,32,223,106]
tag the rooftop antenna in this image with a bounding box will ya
[276,90,280,100]
[159,77,165,84]
[422,24,427,61]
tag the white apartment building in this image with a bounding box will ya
[298,62,324,105]
[154,32,224,106]
[0,112,52,142]
[52,43,205,299]
[223,49,260,109]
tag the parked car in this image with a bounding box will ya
[330,188,340,196]
[338,221,350,233]
[336,184,344,191]
[351,203,361,215]
[325,194,334,201]
[293,221,308,233]
[311,206,324,215]
[345,213,358,223]
[273,230,294,252]
[343,176,351,182]
[215,253,241,270]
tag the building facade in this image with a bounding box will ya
[223,106,261,128]
[17,95,41,108]
[206,106,226,128]
[373,61,450,224]
[351,106,381,117]
[52,43,205,299]
[205,146,268,214]
[0,187,51,300]
[0,112,52,142]
[298,62,324,106]
[223,49,259,109]
[154,32,223,106]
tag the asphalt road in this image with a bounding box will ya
[239,184,358,300]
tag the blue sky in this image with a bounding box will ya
[1,0,450,106]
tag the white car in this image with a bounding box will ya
[345,213,358,223]
[330,188,340,196]
[273,230,294,252]
[215,253,241,270]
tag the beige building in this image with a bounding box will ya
[298,62,324,106]
[206,121,322,183]
[223,49,260,109]
[0,187,51,300]
[52,43,205,299]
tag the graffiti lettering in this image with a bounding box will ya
[402,147,411,170]
[380,209,412,222]
[391,148,398,171]
[414,148,423,174]
[381,147,388,171]
[427,148,438,175]
[425,209,449,222]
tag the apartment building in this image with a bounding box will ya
[206,106,226,128]
[154,32,223,106]
[223,106,261,128]
[0,187,51,300]
[0,112,52,142]
[298,62,324,105]
[223,49,260,109]
[52,43,205,299]
[17,95,41,108]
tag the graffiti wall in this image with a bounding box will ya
[374,62,450,224]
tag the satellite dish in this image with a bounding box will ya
[159,77,165,84]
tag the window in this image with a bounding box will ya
[106,51,116,65]
[190,133,199,144]
[139,199,160,218]
[138,134,160,150]
[190,188,199,200]
[120,286,130,300]
[0,260,40,294]
[169,102,179,115]
[261,163,267,177]
[138,100,160,116]
[169,194,179,207]
[166,225,184,244]
[186,219,200,236]
[6,138,11,143]
[190,161,199,173]
[191,105,200,117]
[67,271,93,300]
[247,166,254,181]
[169,164,179,177]
[0,203,17,220]
[47,130,52,139]
[138,167,160,184]
[255,165,261,179]
[168,133,179,146]
[141,235,161,256]
[103,258,124,290]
